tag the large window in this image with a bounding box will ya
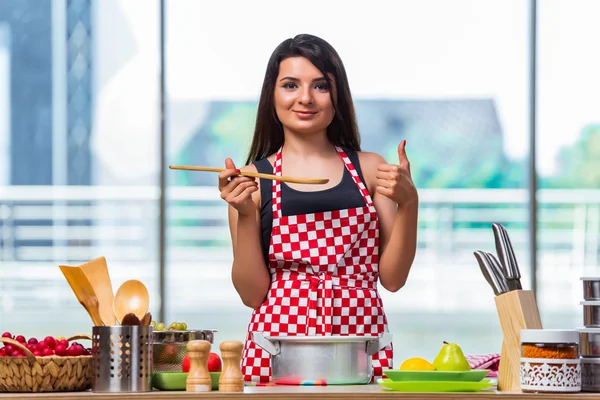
[0,0,160,336]
[537,0,600,328]
[0,0,597,367]
[165,0,529,360]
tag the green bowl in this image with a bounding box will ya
[152,371,221,390]
[382,369,490,382]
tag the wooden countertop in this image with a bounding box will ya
[1,386,600,399]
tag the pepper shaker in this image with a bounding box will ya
[218,340,244,392]
[186,340,212,392]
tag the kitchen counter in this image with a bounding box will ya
[1,387,600,399]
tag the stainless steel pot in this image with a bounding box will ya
[583,278,600,300]
[252,332,393,384]
[583,301,600,328]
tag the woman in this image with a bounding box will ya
[217,34,419,383]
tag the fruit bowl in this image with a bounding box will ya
[0,335,92,393]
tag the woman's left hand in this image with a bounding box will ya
[376,140,418,209]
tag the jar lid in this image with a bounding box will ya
[576,327,600,333]
[521,329,579,344]
[580,301,600,306]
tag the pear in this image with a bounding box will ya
[433,341,471,372]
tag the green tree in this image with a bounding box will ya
[543,124,600,188]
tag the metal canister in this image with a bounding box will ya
[92,325,153,392]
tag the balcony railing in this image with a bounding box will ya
[0,186,598,316]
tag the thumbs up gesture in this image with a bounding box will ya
[376,140,418,208]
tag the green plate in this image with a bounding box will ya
[377,378,495,392]
[152,371,221,391]
[383,369,490,382]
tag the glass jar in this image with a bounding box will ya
[520,329,581,393]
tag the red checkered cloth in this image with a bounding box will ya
[466,354,501,377]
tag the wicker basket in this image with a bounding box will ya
[0,334,93,393]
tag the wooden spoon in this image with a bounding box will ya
[121,313,141,326]
[58,266,104,326]
[113,279,149,323]
[140,312,152,326]
[169,165,329,185]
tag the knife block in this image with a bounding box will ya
[494,289,543,392]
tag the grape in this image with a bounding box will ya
[151,321,188,331]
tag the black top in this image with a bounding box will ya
[252,150,368,264]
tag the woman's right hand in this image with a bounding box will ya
[218,158,258,216]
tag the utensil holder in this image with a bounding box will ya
[494,289,543,392]
[91,326,153,392]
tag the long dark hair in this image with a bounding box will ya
[245,34,361,165]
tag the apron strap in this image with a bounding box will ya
[271,146,376,220]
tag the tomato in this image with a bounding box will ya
[182,354,190,373]
[208,352,222,372]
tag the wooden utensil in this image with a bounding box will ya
[140,312,152,326]
[76,256,117,326]
[169,165,329,185]
[58,265,104,326]
[121,313,141,326]
[113,279,149,323]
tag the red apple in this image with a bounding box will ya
[162,344,179,363]
[182,354,190,373]
[208,352,222,372]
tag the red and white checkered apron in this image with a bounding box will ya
[241,146,393,383]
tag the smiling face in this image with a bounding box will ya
[274,56,336,136]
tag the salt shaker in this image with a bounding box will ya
[186,340,212,392]
[218,340,244,392]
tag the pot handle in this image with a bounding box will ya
[251,332,281,356]
[366,332,393,356]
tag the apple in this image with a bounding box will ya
[182,354,190,373]
[208,352,222,372]
[162,344,179,363]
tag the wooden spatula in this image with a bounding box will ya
[77,256,117,326]
[169,165,329,185]
[59,265,104,326]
